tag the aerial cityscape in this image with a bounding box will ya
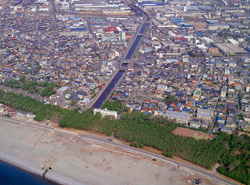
[0,0,250,184]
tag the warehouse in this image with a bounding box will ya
[213,42,247,56]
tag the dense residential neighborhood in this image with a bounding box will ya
[1,0,250,135]
[0,0,250,184]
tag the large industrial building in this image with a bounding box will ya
[213,42,247,56]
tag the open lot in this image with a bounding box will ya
[186,21,207,31]
[173,127,214,140]
[0,118,216,185]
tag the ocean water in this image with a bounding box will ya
[0,160,59,185]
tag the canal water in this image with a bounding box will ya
[139,23,148,34]
[93,70,125,108]
[93,22,148,108]
[125,23,148,60]
[125,35,143,60]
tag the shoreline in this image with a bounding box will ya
[0,116,205,185]
[0,158,58,185]
[0,150,83,185]
[0,116,239,185]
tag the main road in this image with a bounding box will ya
[0,116,238,185]
[87,20,101,49]
[49,0,60,39]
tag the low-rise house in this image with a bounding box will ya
[244,105,250,112]
[201,120,210,129]
[7,112,15,117]
[217,116,226,124]
[26,112,35,118]
[15,113,25,119]
[0,104,5,115]
[78,97,90,106]
[220,127,233,134]
[244,117,250,123]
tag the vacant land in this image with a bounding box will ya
[173,127,214,140]
[0,118,216,185]
[186,21,207,30]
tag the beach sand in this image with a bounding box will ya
[0,118,217,185]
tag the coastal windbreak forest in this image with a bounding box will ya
[4,77,57,97]
[0,91,249,185]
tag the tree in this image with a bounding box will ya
[1,90,250,184]
[164,95,178,104]
[102,100,123,113]
[20,76,26,83]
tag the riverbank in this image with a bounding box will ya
[0,117,217,185]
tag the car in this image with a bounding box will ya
[193,179,202,184]
[152,158,157,161]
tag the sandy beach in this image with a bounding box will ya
[0,117,219,185]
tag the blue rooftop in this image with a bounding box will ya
[139,1,164,6]
[70,28,87,32]
[217,117,224,120]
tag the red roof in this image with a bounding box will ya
[10,113,16,117]
[170,103,176,107]
[174,37,186,41]
[148,109,155,113]
[8,108,14,112]
[103,27,118,32]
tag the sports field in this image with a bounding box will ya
[173,127,214,140]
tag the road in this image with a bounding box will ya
[49,0,59,39]
[87,20,101,49]
[0,116,239,185]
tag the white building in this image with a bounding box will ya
[197,112,212,121]
[220,127,233,134]
[93,108,118,118]
[220,86,227,98]
[246,85,250,92]
[197,108,214,116]
[57,86,69,96]
[197,108,214,121]
[163,111,192,124]
[190,119,201,128]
